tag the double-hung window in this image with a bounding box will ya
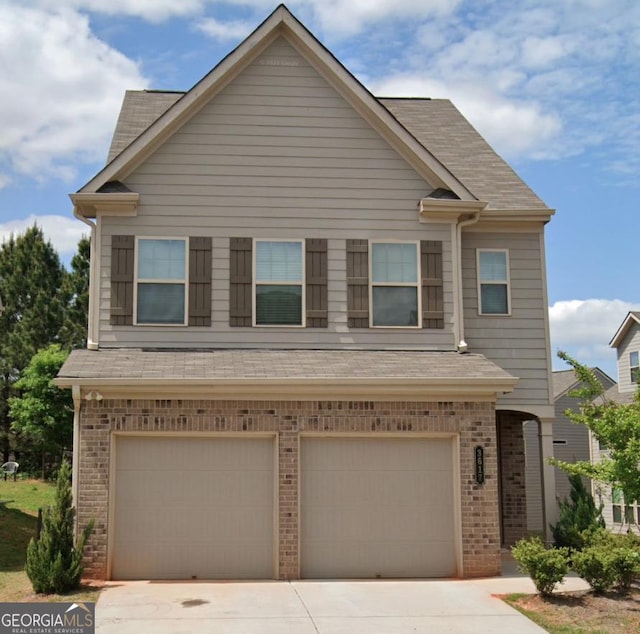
[370,242,420,327]
[477,249,510,315]
[254,240,304,326]
[135,238,187,325]
[630,351,639,385]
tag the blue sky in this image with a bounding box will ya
[0,0,638,378]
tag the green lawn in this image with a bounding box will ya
[0,478,101,603]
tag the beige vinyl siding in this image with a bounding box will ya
[462,230,551,408]
[98,37,455,349]
[522,420,543,533]
[616,325,640,393]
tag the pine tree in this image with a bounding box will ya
[0,226,66,462]
[26,460,94,594]
[58,237,90,350]
[552,473,605,550]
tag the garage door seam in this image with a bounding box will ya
[290,582,320,633]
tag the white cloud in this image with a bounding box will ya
[0,215,87,257]
[549,299,640,377]
[196,17,254,41]
[0,3,147,182]
[36,0,205,22]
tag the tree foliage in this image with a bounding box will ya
[58,236,90,350]
[9,345,73,471]
[552,473,604,550]
[26,460,94,594]
[0,226,67,462]
[554,351,640,523]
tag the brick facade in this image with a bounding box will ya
[77,398,503,579]
[497,411,528,546]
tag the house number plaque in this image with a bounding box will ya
[474,446,485,485]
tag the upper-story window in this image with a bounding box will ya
[630,351,639,384]
[477,249,510,315]
[254,240,304,326]
[370,242,420,327]
[135,238,187,325]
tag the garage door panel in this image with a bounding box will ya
[113,436,274,580]
[301,437,456,578]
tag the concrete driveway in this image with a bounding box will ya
[95,565,589,633]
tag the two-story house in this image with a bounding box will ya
[56,5,556,581]
[591,311,640,528]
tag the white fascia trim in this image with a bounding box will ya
[610,312,640,348]
[478,208,555,223]
[419,198,488,222]
[70,193,139,218]
[55,376,519,401]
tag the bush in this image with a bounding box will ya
[512,537,569,597]
[609,547,640,592]
[26,460,94,594]
[572,546,616,593]
[552,474,604,551]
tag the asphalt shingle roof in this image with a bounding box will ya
[58,349,514,382]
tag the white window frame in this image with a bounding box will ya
[476,248,511,316]
[368,240,421,329]
[252,238,305,328]
[133,236,188,326]
[630,351,639,384]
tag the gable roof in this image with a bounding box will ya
[610,311,640,348]
[552,367,615,400]
[105,90,547,211]
[80,4,475,201]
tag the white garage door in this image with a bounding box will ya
[301,437,456,578]
[112,436,274,580]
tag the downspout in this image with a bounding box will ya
[455,212,481,352]
[71,385,81,536]
[73,207,99,350]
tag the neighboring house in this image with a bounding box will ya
[591,311,640,530]
[55,5,557,581]
[523,368,615,535]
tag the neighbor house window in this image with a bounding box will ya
[254,240,304,326]
[370,242,420,327]
[630,351,639,384]
[135,238,187,325]
[477,249,510,315]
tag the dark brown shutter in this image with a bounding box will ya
[347,239,369,328]
[421,240,444,329]
[229,238,252,326]
[110,235,134,325]
[305,239,328,328]
[188,237,212,327]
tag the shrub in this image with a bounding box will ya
[552,474,604,551]
[512,537,569,597]
[609,547,640,592]
[572,546,616,593]
[26,460,94,594]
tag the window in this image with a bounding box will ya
[254,240,304,326]
[630,351,639,385]
[135,238,187,325]
[477,249,510,315]
[612,488,623,523]
[370,242,420,327]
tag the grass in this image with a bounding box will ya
[0,477,101,603]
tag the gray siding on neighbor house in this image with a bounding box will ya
[616,325,640,393]
[97,37,456,349]
[461,230,550,408]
